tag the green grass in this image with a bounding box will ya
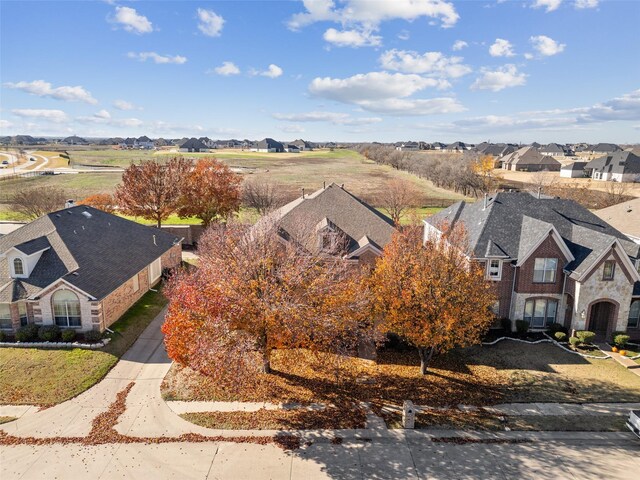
[0,416,17,424]
[0,289,167,405]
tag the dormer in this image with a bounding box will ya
[1,236,51,279]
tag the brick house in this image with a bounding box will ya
[260,183,396,266]
[424,192,640,339]
[0,206,182,334]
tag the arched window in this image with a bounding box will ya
[13,258,24,276]
[629,300,640,329]
[52,290,81,327]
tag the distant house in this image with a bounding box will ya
[258,183,396,266]
[395,141,420,151]
[590,143,622,155]
[501,146,561,172]
[179,138,210,153]
[443,141,468,152]
[560,162,588,178]
[539,143,566,157]
[254,138,284,153]
[431,142,446,150]
[425,192,640,339]
[285,144,301,153]
[0,206,182,334]
[119,137,136,149]
[290,139,314,151]
[476,143,517,167]
[136,136,154,149]
[585,151,640,182]
[63,136,87,145]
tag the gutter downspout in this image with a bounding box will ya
[561,269,568,328]
[509,263,518,328]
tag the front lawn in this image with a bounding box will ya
[162,342,640,411]
[0,289,167,406]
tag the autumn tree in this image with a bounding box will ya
[242,178,283,215]
[78,193,116,213]
[177,157,242,227]
[114,157,191,227]
[162,218,373,380]
[379,178,422,225]
[10,186,67,220]
[369,225,496,375]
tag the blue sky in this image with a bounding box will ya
[1,0,639,143]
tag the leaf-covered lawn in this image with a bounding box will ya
[162,342,640,409]
[0,289,167,406]
[181,407,366,430]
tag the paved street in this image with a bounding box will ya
[2,432,639,479]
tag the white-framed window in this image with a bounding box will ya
[52,290,82,328]
[18,303,28,326]
[486,259,502,281]
[533,258,558,283]
[629,300,640,329]
[524,298,558,328]
[13,258,24,276]
[149,258,162,283]
[0,304,12,330]
[132,274,140,293]
[602,260,615,281]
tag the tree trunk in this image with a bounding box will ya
[260,349,271,374]
[417,347,434,375]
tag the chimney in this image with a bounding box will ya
[537,186,542,199]
[323,181,326,189]
[153,235,157,246]
[65,199,75,208]
[301,188,305,198]
[483,193,488,210]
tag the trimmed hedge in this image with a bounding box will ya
[554,332,567,342]
[576,330,596,345]
[83,330,102,343]
[61,329,76,342]
[16,324,39,342]
[38,325,61,342]
[515,320,529,334]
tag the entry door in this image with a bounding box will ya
[590,303,612,335]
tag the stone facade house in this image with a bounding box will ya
[0,206,182,334]
[259,183,396,266]
[424,192,640,339]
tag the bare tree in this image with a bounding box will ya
[379,179,422,225]
[11,186,68,220]
[603,180,629,206]
[242,178,283,215]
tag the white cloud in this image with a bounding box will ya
[452,40,468,51]
[278,124,306,133]
[471,64,527,92]
[398,30,410,41]
[0,119,14,129]
[288,0,460,30]
[489,38,515,57]
[111,6,153,34]
[323,28,382,48]
[272,111,382,125]
[113,99,139,111]
[94,109,111,120]
[524,53,534,60]
[574,0,598,8]
[530,35,566,56]
[357,97,465,116]
[127,52,187,64]
[12,108,68,123]
[197,8,224,37]
[211,61,241,76]
[531,0,562,12]
[577,89,640,122]
[4,80,97,104]
[309,71,445,104]
[379,49,471,78]
[252,64,283,78]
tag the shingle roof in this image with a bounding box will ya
[501,146,561,167]
[425,192,639,278]
[180,137,209,150]
[257,138,284,150]
[585,151,640,175]
[561,162,587,171]
[13,236,51,255]
[260,183,396,257]
[0,207,180,301]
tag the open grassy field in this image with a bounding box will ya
[0,289,167,406]
[0,149,469,218]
